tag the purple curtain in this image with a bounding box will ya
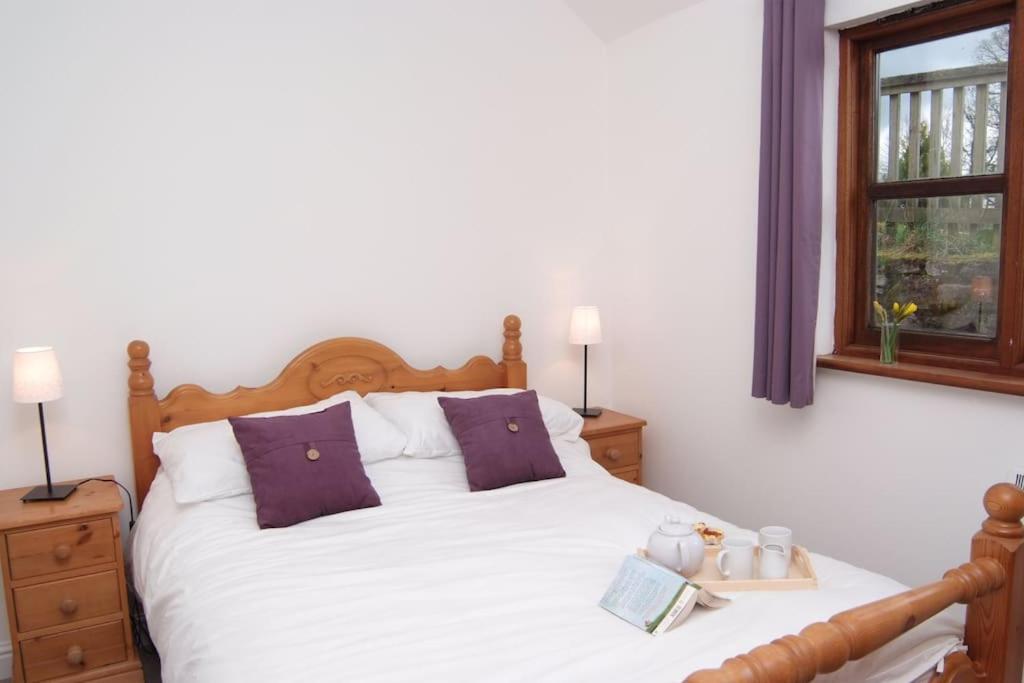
[752,0,825,408]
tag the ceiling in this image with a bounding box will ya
[563,0,707,42]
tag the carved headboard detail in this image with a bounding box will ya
[127,315,526,505]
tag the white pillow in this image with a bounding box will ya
[153,391,407,504]
[535,395,585,440]
[364,389,583,458]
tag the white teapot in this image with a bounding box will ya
[646,516,705,577]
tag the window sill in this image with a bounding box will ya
[816,354,1024,397]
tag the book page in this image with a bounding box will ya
[696,588,731,609]
[599,555,686,632]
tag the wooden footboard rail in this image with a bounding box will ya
[685,484,1024,683]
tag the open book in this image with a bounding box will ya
[599,554,730,635]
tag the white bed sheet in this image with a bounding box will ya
[131,439,961,683]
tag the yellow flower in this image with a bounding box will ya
[892,302,900,314]
[873,300,887,323]
[891,301,918,322]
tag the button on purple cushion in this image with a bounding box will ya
[438,390,565,491]
[229,402,381,529]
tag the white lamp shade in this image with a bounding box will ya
[569,306,602,345]
[12,347,64,403]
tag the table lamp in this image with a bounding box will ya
[569,306,602,417]
[12,347,77,502]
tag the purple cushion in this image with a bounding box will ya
[437,390,565,491]
[229,402,381,529]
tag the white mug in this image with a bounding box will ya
[715,537,755,580]
[759,543,790,579]
[758,526,793,562]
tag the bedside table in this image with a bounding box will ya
[579,410,647,485]
[0,479,142,683]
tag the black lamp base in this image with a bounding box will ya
[22,483,78,503]
[574,407,603,418]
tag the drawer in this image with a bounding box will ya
[587,432,641,470]
[7,519,116,580]
[610,466,641,485]
[14,570,122,633]
[20,620,126,683]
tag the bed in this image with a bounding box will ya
[125,316,1024,683]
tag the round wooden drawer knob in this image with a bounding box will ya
[60,598,79,615]
[53,544,72,561]
[66,645,84,666]
[605,448,622,462]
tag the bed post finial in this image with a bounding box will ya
[503,315,522,361]
[981,483,1024,538]
[964,482,1024,683]
[502,315,526,389]
[128,340,153,394]
[127,340,161,507]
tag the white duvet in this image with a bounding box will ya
[131,439,961,683]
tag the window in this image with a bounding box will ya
[826,0,1024,394]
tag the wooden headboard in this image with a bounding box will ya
[127,315,526,506]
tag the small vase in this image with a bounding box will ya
[879,321,899,364]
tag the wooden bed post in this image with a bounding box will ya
[685,560,1006,683]
[684,483,1024,683]
[502,315,526,389]
[964,483,1024,682]
[127,340,161,507]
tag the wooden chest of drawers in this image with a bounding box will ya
[579,410,647,485]
[0,479,142,683]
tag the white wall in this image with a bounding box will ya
[606,0,1022,595]
[825,0,930,28]
[0,0,610,669]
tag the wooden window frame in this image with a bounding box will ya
[821,0,1024,395]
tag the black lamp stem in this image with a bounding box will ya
[573,343,600,418]
[582,344,589,413]
[38,402,54,493]
[21,400,76,502]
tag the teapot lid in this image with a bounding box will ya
[657,515,693,537]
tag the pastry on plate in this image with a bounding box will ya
[692,522,724,546]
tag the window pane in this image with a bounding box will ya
[873,194,1001,339]
[876,25,1009,182]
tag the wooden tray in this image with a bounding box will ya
[639,545,819,592]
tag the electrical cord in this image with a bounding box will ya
[77,477,136,530]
